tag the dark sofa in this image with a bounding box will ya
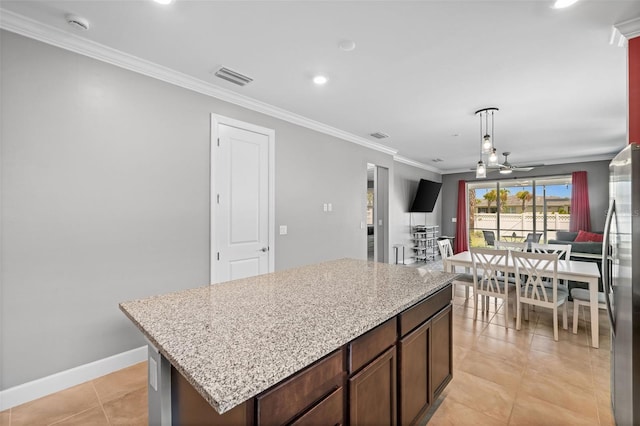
[548,231,603,255]
[548,230,604,294]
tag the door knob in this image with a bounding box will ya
[259,247,269,252]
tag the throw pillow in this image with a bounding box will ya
[574,230,603,243]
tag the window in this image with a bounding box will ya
[468,176,572,247]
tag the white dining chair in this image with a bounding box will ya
[530,243,573,291]
[438,239,474,299]
[470,248,515,328]
[512,251,569,341]
[570,288,607,334]
[494,241,527,252]
[530,243,572,260]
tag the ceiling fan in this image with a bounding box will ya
[488,152,544,174]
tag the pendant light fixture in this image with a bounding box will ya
[475,107,499,178]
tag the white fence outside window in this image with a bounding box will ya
[472,213,570,237]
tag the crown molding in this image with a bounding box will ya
[615,16,640,40]
[0,9,398,157]
[393,155,442,174]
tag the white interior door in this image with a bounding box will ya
[211,116,274,284]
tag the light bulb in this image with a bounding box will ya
[488,149,498,165]
[476,161,486,179]
[482,135,492,153]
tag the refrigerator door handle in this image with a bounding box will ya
[602,198,616,336]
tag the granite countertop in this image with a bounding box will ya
[119,258,457,414]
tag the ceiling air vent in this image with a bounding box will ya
[214,67,253,86]
[370,132,390,139]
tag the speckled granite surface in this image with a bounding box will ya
[119,258,456,414]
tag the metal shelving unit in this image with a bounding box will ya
[411,225,439,262]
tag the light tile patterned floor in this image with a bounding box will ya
[1,286,613,425]
[422,285,614,425]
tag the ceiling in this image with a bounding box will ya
[2,0,639,174]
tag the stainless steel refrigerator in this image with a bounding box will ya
[604,143,640,426]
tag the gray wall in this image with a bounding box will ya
[391,162,441,262]
[0,31,423,389]
[440,160,611,238]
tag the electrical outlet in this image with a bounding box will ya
[149,357,158,391]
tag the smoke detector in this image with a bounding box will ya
[65,14,89,31]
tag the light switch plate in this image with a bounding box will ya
[452,217,457,223]
[279,225,287,235]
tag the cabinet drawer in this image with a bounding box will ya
[399,285,451,337]
[349,317,397,374]
[290,386,344,426]
[256,348,344,426]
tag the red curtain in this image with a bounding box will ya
[570,171,591,232]
[454,180,468,253]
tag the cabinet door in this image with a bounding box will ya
[349,346,397,426]
[431,304,453,398]
[398,320,430,426]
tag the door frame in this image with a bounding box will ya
[210,114,275,284]
[374,165,390,263]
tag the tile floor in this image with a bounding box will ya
[0,363,147,426]
[1,286,613,425]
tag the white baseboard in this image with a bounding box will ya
[0,346,148,411]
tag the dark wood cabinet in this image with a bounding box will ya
[397,285,453,425]
[430,304,453,398]
[349,346,397,426]
[398,320,430,426]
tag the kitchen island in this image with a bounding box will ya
[120,258,457,425]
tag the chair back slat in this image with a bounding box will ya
[530,243,572,260]
[494,241,527,252]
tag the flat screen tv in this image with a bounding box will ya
[410,179,442,212]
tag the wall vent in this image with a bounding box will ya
[370,132,390,139]
[214,67,253,86]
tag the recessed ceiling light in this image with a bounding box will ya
[552,0,579,9]
[313,75,328,85]
[153,0,174,5]
[339,40,356,51]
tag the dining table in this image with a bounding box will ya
[444,250,603,348]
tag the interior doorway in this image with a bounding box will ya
[367,163,389,263]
